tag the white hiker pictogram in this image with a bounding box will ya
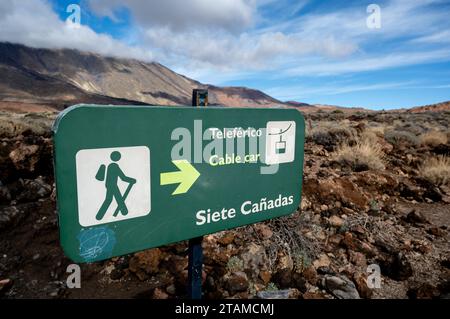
[76,146,151,227]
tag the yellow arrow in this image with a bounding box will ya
[160,160,200,195]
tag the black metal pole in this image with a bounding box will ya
[187,89,207,299]
[187,236,203,299]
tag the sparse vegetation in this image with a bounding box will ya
[384,130,419,146]
[361,128,383,144]
[264,282,278,292]
[263,216,318,272]
[226,256,244,273]
[369,199,380,214]
[418,155,450,185]
[306,121,357,148]
[333,140,385,170]
[0,112,54,138]
[365,125,385,137]
[292,249,312,273]
[420,130,448,147]
[2,108,450,299]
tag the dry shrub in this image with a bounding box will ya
[384,130,419,146]
[334,140,385,171]
[366,125,385,137]
[261,214,319,272]
[361,126,385,144]
[420,130,448,147]
[0,112,54,138]
[418,156,450,185]
[306,121,357,147]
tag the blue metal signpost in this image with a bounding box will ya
[187,89,208,299]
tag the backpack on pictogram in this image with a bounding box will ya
[95,164,106,181]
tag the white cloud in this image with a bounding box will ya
[87,0,256,33]
[266,81,418,100]
[85,0,359,75]
[413,30,450,44]
[130,0,450,82]
[143,28,357,73]
[0,0,448,90]
[0,0,152,61]
[259,0,449,46]
[286,49,450,76]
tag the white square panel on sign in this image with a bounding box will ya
[75,146,151,227]
[265,121,296,165]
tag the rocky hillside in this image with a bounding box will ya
[1,110,449,299]
[0,42,285,110]
[407,101,450,113]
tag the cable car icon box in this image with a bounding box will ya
[265,121,296,164]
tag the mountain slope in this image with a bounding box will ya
[0,42,286,109]
[407,101,450,113]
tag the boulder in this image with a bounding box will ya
[129,248,163,280]
[313,253,331,269]
[225,271,249,295]
[9,144,40,172]
[257,288,300,299]
[322,275,360,299]
[241,243,267,280]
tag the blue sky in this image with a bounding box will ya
[1,0,449,109]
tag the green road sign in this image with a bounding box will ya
[53,105,305,263]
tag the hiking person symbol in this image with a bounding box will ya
[95,151,136,221]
